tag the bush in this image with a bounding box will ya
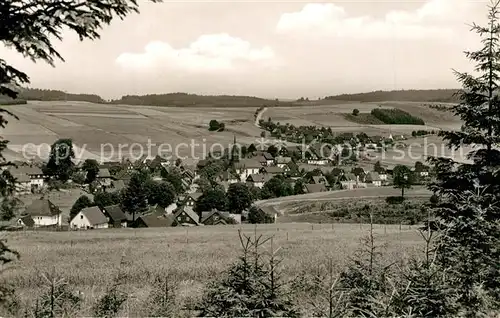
[208,119,220,131]
[371,108,425,125]
[352,108,360,116]
[385,196,405,204]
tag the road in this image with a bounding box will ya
[254,107,268,127]
[255,186,432,207]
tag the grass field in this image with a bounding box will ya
[2,223,423,316]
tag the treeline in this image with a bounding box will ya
[15,88,106,103]
[371,108,425,125]
[324,89,460,103]
[110,93,290,107]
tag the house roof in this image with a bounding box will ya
[258,205,278,216]
[19,215,34,227]
[305,183,327,193]
[312,176,328,184]
[98,168,111,178]
[253,155,267,163]
[103,205,126,222]
[200,210,230,224]
[14,174,31,183]
[261,166,283,174]
[187,192,203,201]
[262,152,274,160]
[247,174,273,183]
[25,199,61,216]
[174,206,200,225]
[366,172,381,182]
[234,159,262,169]
[9,166,43,176]
[79,206,108,225]
[110,180,125,192]
[137,213,175,227]
[275,156,292,164]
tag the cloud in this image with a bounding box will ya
[276,0,474,40]
[115,33,275,72]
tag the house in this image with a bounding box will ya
[261,152,275,166]
[259,166,283,175]
[102,205,127,228]
[200,209,234,225]
[9,166,45,190]
[109,180,125,193]
[304,183,328,193]
[253,155,268,167]
[234,159,262,181]
[255,206,278,223]
[339,173,361,190]
[135,214,175,228]
[217,171,239,184]
[275,156,292,168]
[24,199,63,227]
[184,192,203,207]
[312,175,330,187]
[307,158,329,165]
[70,206,109,230]
[365,172,382,187]
[97,168,113,187]
[173,206,200,226]
[17,215,35,228]
[246,174,273,189]
[14,174,31,194]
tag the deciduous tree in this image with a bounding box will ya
[226,183,253,214]
[82,159,100,184]
[392,165,412,198]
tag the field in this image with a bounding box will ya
[2,100,465,166]
[2,223,423,316]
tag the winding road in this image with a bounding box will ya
[254,107,268,127]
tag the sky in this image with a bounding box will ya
[0,0,490,100]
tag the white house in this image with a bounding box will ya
[70,206,109,230]
[275,156,292,169]
[24,199,63,227]
[97,168,113,187]
[246,174,272,189]
[307,158,329,165]
[9,166,45,191]
[379,172,388,181]
[234,159,262,181]
[366,172,382,187]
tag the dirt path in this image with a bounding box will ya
[254,107,268,127]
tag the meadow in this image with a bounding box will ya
[2,223,423,316]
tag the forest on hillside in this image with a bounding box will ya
[324,89,460,103]
[0,88,462,105]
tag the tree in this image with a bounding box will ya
[247,206,274,224]
[428,2,500,313]
[121,170,149,221]
[226,183,253,214]
[261,175,293,199]
[44,139,75,182]
[161,167,184,194]
[352,108,360,116]
[146,181,175,208]
[0,0,160,309]
[393,165,412,198]
[82,159,100,184]
[195,188,227,214]
[293,179,305,195]
[70,195,93,221]
[267,145,279,157]
[208,119,220,131]
[247,144,257,154]
[373,161,385,174]
[175,158,182,167]
[93,191,121,209]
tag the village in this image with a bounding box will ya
[5,130,432,231]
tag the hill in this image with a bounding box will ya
[17,88,106,103]
[324,89,461,103]
[110,93,292,107]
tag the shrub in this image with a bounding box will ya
[196,231,299,317]
[248,206,275,224]
[371,108,425,125]
[385,196,405,204]
[145,273,177,318]
[352,108,360,116]
[208,119,220,131]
